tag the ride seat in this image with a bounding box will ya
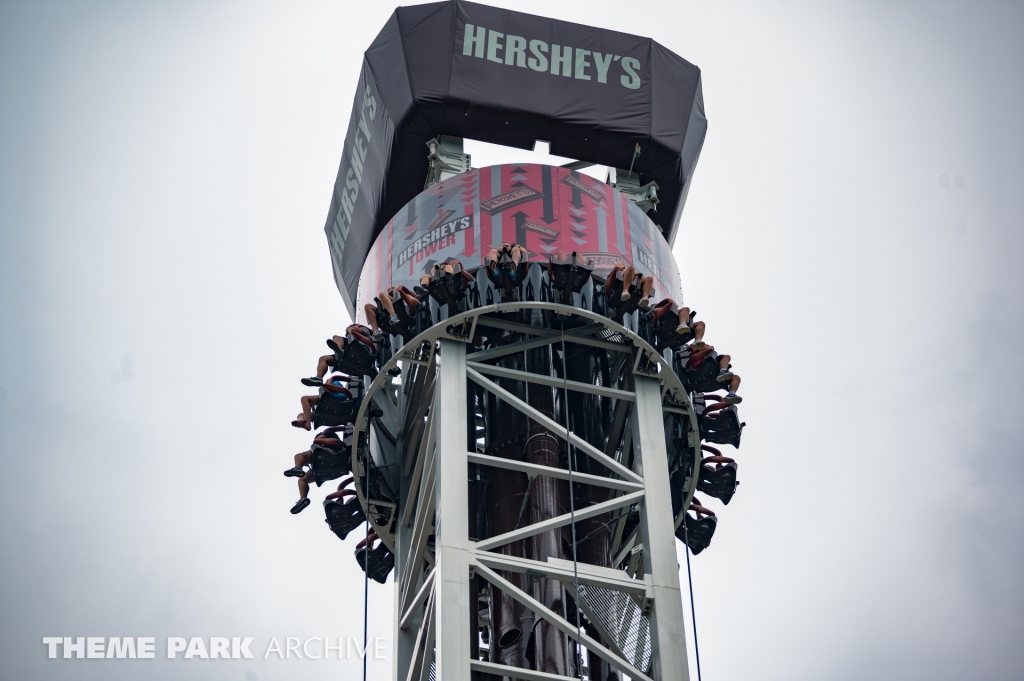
[312,389,359,429]
[324,496,365,541]
[310,442,352,486]
[546,252,594,305]
[374,290,421,342]
[675,512,717,555]
[426,259,472,311]
[355,543,396,584]
[696,462,739,505]
[604,269,646,321]
[333,332,379,380]
[648,304,696,352]
[485,250,529,303]
[698,406,745,448]
[677,351,731,395]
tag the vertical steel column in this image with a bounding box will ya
[633,375,691,681]
[434,339,472,680]
[392,518,415,681]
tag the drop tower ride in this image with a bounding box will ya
[315,3,744,680]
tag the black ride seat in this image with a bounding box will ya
[310,442,352,486]
[324,496,365,541]
[677,351,732,394]
[604,269,645,320]
[426,259,472,311]
[485,251,529,302]
[312,389,359,429]
[333,333,378,379]
[546,252,594,305]
[355,543,396,584]
[696,462,739,505]
[375,290,421,341]
[675,512,717,555]
[649,304,696,352]
[698,406,745,448]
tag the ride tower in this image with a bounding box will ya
[313,3,746,680]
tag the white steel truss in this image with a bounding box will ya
[348,302,700,681]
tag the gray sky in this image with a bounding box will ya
[1,1,1021,680]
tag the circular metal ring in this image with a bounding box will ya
[350,300,701,555]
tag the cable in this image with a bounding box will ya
[681,519,703,681]
[362,425,370,681]
[559,329,585,680]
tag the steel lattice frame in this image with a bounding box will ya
[348,301,700,681]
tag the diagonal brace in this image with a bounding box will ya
[468,452,642,493]
[475,490,644,552]
[466,367,641,484]
[473,563,653,681]
[467,361,635,402]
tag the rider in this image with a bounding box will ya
[291,374,355,430]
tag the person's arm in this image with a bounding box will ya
[397,287,420,309]
[321,382,352,397]
[689,499,716,517]
[313,433,343,446]
[701,455,735,466]
[349,329,376,348]
[355,531,379,550]
[321,374,347,389]
[689,347,715,364]
[325,489,356,501]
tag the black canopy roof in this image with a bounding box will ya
[324,0,706,313]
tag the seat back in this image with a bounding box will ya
[603,270,644,321]
[366,544,396,583]
[313,392,359,429]
[680,352,724,394]
[547,253,594,305]
[674,513,717,555]
[310,444,353,486]
[375,293,420,342]
[698,408,744,448]
[484,252,529,303]
[650,307,695,351]
[324,497,366,541]
[334,337,378,379]
[426,265,468,310]
[696,463,738,505]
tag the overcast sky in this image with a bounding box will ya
[1,1,1021,680]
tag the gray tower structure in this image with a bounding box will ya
[307,4,748,680]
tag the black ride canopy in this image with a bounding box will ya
[324,0,707,314]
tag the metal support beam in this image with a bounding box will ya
[466,367,641,484]
[380,306,699,681]
[474,551,651,599]
[468,452,642,493]
[467,361,635,402]
[633,375,690,681]
[398,449,435,617]
[470,660,578,681]
[467,322,629,363]
[473,563,653,681]
[433,339,472,681]
[475,490,644,552]
[404,589,436,681]
[400,395,436,528]
[400,569,435,631]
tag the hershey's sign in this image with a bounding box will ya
[460,23,642,89]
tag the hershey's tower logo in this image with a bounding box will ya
[328,82,377,262]
[459,24,643,90]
